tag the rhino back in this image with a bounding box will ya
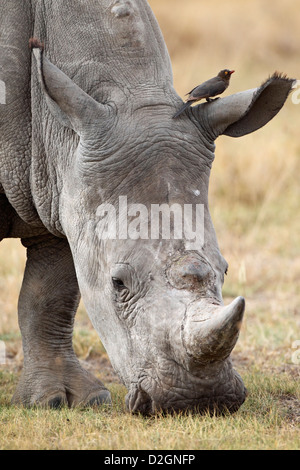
[0,0,42,226]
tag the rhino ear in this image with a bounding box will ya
[31,41,112,136]
[191,73,295,139]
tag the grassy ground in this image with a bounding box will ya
[0,369,299,450]
[0,0,300,450]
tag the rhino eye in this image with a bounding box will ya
[112,277,127,291]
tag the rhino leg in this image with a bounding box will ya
[12,235,111,408]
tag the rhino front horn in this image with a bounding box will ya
[183,296,245,366]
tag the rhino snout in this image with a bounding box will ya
[124,295,246,415]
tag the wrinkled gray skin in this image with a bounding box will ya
[0,0,294,413]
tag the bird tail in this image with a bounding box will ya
[172,101,192,119]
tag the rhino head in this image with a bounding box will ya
[30,23,293,414]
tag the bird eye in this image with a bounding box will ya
[225,71,228,75]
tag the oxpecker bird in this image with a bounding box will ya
[173,69,235,118]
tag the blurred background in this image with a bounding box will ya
[149,0,300,365]
[0,0,299,373]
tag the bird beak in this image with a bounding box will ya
[230,70,235,75]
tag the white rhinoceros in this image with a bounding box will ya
[0,0,294,414]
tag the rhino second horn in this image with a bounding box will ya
[183,296,245,366]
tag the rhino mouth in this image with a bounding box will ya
[125,386,154,415]
[125,361,247,416]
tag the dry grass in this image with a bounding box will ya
[0,0,300,450]
[0,366,299,450]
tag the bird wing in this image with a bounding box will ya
[187,77,226,101]
[185,86,198,96]
[185,79,216,97]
